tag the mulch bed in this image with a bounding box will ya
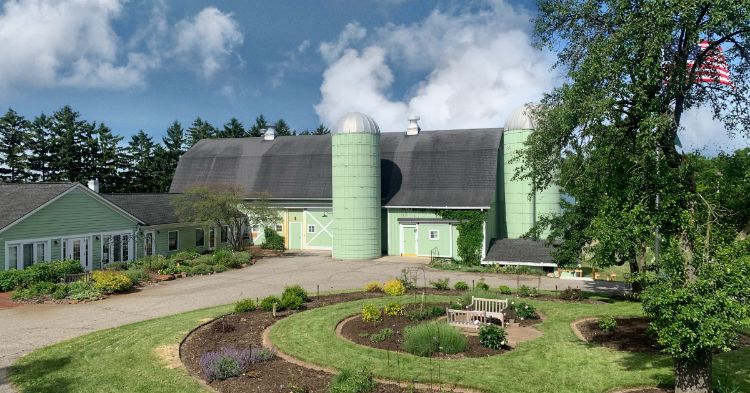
[180,291,431,393]
[577,317,661,354]
[339,303,508,358]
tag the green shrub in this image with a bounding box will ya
[430,277,450,290]
[363,281,381,292]
[369,328,395,343]
[213,264,228,273]
[498,285,512,294]
[11,282,59,300]
[212,248,234,266]
[105,262,129,271]
[232,251,252,266]
[383,302,403,316]
[383,279,406,296]
[407,306,445,321]
[479,324,507,350]
[171,249,200,261]
[67,281,102,301]
[191,254,216,266]
[92,271,133,294]
[475,279,490,291]
[518,285,539,297]
[598,315,618,332]
[282,284,309,302]
[0,269,24,292]
[123,269,149,284]
[190,264,213,275]
[262,227,286,251]
[511,301,538,320]
[453,281,469,290]
[281,293,304,311]
[327,368,376,393]
[133,255,172,273]
[361,304,382,323]
[559,287,583,301]
[234,298,257,313]
[259,295,282,311]
[402,322,467,356]
[52,284,68,300]
[10,260,84,289]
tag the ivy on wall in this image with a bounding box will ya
[437,210,486,265]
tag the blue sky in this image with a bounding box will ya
[0,0,746,153]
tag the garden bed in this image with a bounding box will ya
[576,317,661,354]
[180,291,430,392]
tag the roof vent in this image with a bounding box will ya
[263,125,276,141]
[87,179,99,193]
[406,115,420,135]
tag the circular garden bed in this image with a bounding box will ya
[576,317,662,354]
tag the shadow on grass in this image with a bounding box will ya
[10,355,73,393]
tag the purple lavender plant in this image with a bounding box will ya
[200,346,275,381]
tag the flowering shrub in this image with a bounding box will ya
[363,281,382,292]
[383,302,403,316]
[200,346,274,381]
[92,271,133,294]
[518,285,539,298]
[383,279,406,296]
[512,302,538,320]
[559,287,584,301]
[361,304,382,323]
[479,324,507,350]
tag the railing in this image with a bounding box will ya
[446,308,488,329]
[61,272,92,284]
[430,247,440,263]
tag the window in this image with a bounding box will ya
[7,245,18,269]
[220,226,229,243]
[275,224,283,232]
[429,230,439,240]
[145,233,154,256]
[307,225,316,233]
[195,228,205,247]
[209,227,216,248]
[168,231,179,251]
[103,234,130,264]
[6,241,49,269]
[251,224,259,232]
[35,242,45,262]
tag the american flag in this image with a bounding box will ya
[687,40,733,86]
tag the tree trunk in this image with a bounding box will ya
[629,246,648,294]
[674,352,712,393]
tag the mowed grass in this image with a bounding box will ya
[10,304,232,393]
[268,295,750,393]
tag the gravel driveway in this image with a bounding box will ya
[0,252,626,392]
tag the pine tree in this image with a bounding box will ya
[274,118,294,136]
[95,124,124,193]
[186,117,216,147]
[247,114,267,137]
[125,130,157,192]
[49,106,89,183]
[28,114,54,182]
[0,108,31,182]
[161,120,185,191]
[219,117,246,138]
[313,124,330,135]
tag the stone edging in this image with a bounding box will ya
[262,315,485,393]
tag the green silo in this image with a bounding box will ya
[503,105,561,238]
[331,112,382,259]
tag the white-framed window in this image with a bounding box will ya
[307,225,316,233]
[275,224,283,232]
[220,226,229,243]
[101,234,130,264]
[195,228,205,247]
[6,240,50,269]
[429,230,439,240]
[168,231,179,251]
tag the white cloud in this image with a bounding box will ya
[319,22,367,63]
[679,107,750,154]
[315,2,559,132]
[173,7,244,79]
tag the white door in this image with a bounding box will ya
[66,237,90,271]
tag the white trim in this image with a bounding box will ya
[428,229,439,240]
[450,224,454,258]
[399,224,417,255]
[307,225,316,233]
[481,260,557,268]
[482,219,487,260]
[302,210,333,249]
[386,206,490,210]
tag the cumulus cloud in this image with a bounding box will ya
[0,0,243,95]
[679,107,750,154]
[173,7,244,79]
[314,2,559,132]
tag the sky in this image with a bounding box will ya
[0,0,747,154]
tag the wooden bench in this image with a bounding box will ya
[468,296,508,325]
[446,309,488,329]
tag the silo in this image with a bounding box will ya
[331,112,382,259]
[503,104,561,238]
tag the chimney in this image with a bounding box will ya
[263,125,276,141]
[406,115,420,135]
[87,179,100,193]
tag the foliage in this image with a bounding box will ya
[479,324,507,350]
[559,287,584,301]
[429,277,450,290]
[171,250,200,261]
[234,298,256,313]
[383,302,403,316]
[11,282,59,300]
[369,328,395,343]
[3,260,84,290]
[282,284,310,302]
[200,348,250,381]
[475,279,489,291]
[66,281,102,301]
[190,264,212,275]
[327,368,376,393]
[498,285,512,295]
[436,210,486,265]
[382,279,406,296]
[92,271,133,294]
[402,322,467,357]
[104,262,129,271]
[244,192,282,244]
[454,281,469,291]
[132,255,172,273]
[122,268,149,284]
[261,227,286,251]
[407,306,445,322]
[280,293,304,311]
[511,302,538,320]
[0,269,24,292]
[363,281,382,293]
[172,186,248,250]
[598,316,617,332]
[361,304,382,323]
[259,295,282,312]
[518,285,539,298]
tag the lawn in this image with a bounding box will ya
[268,295,750,393]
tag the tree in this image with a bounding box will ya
[0,108,31,182]
[48,106,89,182]
[161,121,185,191]
[172,186,249,250]
[186,117,216,147]
[124,130,158,192]
[524,2,750,392]
[219,117,246,138]
[93,124,124,193]
[274,118,294,136]
[241,192,282,245]
[247,114,268,137]
[313,124,330,135]
[28,114,54,182]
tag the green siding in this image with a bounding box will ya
[385,209,460,260]
[417,223,453,257]
[304,210,333,249]
[1,188,139,271]
[148,225,225,257]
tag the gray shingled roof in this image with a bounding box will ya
[484,238,555,265]
[0,183,76,231]
[102,194,181,226]
[169,129,502,207]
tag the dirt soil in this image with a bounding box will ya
[181,291,431,393]
[577,317,661,354]
[339,303,507,358]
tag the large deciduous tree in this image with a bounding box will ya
[524,2,750,392]
[172,186,249,250]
